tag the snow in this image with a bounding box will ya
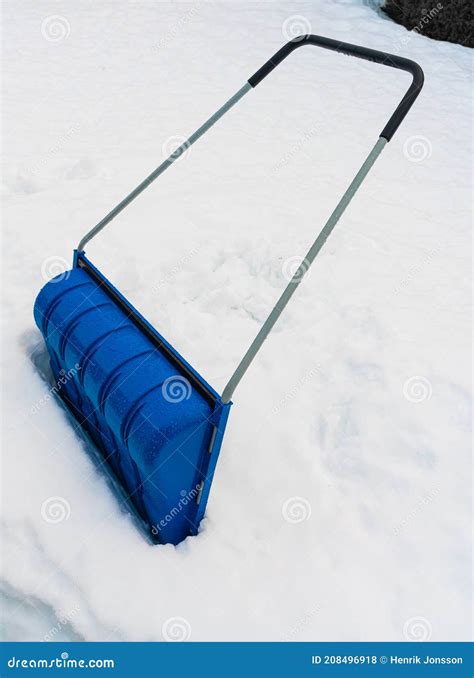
[1,0,471,642]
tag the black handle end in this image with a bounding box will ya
[380,59,424,141]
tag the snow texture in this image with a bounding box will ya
[1,0,471,642]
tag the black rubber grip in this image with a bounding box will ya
[248,34,424,142]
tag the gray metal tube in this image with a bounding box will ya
[222,136,387,403]
[77,83,252,252]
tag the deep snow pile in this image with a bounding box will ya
[1,0,471,642]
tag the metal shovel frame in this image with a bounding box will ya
[75,35,424,404]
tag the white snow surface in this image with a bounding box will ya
[1,0,472,642]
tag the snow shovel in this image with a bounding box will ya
[33,35,423,545]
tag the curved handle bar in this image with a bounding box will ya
[77,36,423,252]
[75,34,424,402]
[248,35,424,141]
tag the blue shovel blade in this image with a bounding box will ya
[33,253,231,545]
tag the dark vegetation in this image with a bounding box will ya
[383,0,473,47]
